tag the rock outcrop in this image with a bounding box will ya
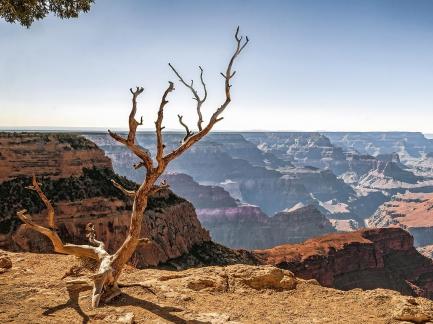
[0,133,112,182]
[196,205,336,249]
[0,133,210,267]
[324,131,433,160]
[255,228,433,299]
[162,173,238,208]
[368,192,433,246]
[358,161,421,188]
[5,251,433,323]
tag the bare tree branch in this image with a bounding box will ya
[177,114,194,143]
[16,209,100,260]
[155,82,175,167]
[169,64,207,131]
[127,87,144,143]
[111,179,136,198]
[26,175,56,229]
[164,26,249,163]
[150,179,170,194]
[108,87,153,171]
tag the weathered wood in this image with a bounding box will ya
[16,27,249,308]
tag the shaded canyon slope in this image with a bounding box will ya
[197,205,336,249]
[255,227,433,299]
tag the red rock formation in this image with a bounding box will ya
[0,133,112,183]
[368,192,433,246]
[255,228,433,299]
[0,132,210,267]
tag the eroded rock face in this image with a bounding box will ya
[255,228,433,299]
[0,133,112,183]
[163,173,238,208]
[324,131,433,160]
[11,190,211,267]
[0,133,210,267]
[368,192,433,246]
[358,161,421,188]
[196,205,336,249]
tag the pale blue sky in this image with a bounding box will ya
[1,0,433,132]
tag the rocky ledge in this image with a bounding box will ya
[368,192,433,246]
[255,227,433,299]
[0,132,112,182]
[1,251,433,323]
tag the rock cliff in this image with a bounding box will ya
[162,173,238,208]
[196,205,336,249]
[367,192,433,246]
[0,133,210,267]
[255,228,433,299]
[324,131,433,160]
[0,133,112,182]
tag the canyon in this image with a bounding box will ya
[3,131,433,306]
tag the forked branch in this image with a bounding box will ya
[155,81,175,167]
[25,175,56,228]
[108,87,153,171]
[169,64,207,131]
[177,114,194,143]
[111,179,136,198]
[164,26,249,163]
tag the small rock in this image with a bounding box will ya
[407,298,418,306]
[393,306,431,323]
[180,294,192,301]
[116,312,134,324]
[0,255,12,270]
[193,312,235,323]
[103,312,135,324]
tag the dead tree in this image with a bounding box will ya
[16,27,249,308]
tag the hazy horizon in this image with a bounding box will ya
[2,0,433,132]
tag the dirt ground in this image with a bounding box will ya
[1,250,432,324]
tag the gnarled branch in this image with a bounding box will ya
[155,81,175,167]
[169,64,207,131]
[150,179,169,194]
[163,26,249,163]
[26,175,55,229]
[177,114,194,143]
[108,87,153,171]
[111,179,136,198]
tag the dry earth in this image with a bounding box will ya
[1,250,433,324]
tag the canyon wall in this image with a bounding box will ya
[0,133,210,267]
[197,205,335,249]
[255,228,433,299]
[368,192,433,246]
[0,133,112,182]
